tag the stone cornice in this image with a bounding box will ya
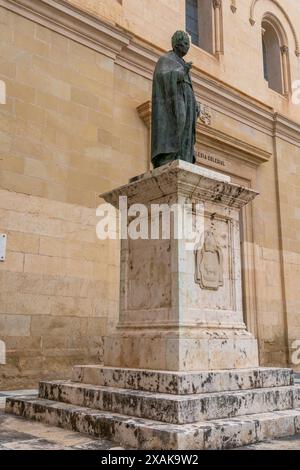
[274,113,300,147]
[101,160,259,210]
[2,0,300,148]
[115,39,158,80]
[191,72,275,137]
[137,101,272,166]
[198,123,272,165]
[0,0,131,59]
[0,0,160,77]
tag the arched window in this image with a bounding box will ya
[186,0,201,46]
[186,0,223,55]
[261,15,290,96]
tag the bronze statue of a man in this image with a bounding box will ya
[151,31,199,169]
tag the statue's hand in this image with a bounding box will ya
[196,102,201,119]
[184,61,193,73]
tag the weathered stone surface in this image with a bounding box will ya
[38,380,299,424]
[104,334,259,371]
[72,366,293,394]
[6,365,300,448]
[0,396,123,450]
[293,386,300,408]
[101,160,259,372]
[255,410,299,441]
[102,159,255,209]
[5,396,300,450]
[295,414,300,433]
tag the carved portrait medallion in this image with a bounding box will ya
[195,230,223,290]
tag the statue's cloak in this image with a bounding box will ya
[151,51,197,167]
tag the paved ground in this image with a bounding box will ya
[0,391,124,450]
[0,375,300,451]
[239,435,300,450]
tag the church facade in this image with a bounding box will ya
[0,0,300,389]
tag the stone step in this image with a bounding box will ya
[38,380,300,424]
[72,366,294,394]
[5,395,300,450]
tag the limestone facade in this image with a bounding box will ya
[0,0,300,388]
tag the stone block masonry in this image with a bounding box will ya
[0,5,151,388]
[0,189,119,388]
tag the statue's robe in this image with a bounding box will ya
[151,51,197,168]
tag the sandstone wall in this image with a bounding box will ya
[65,0,300,124]
[0,1,300,388]
[0,6,150,388]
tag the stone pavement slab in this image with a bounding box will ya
[239,434,300,450]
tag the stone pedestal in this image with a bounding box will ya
[102,160,259,371]
[6,161,300,449]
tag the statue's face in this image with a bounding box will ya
[174,37,190,57]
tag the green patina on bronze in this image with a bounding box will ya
[151,31,199,169]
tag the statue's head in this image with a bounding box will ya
[172,31,190,57]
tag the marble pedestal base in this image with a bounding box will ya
[102,160,259,371]
[6,162,299,448]
[6,365,300,449]
[104,331,258,371]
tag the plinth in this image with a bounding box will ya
[102,160,259,371]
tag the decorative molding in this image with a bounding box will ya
[263,12,288,45]
[0,0,277,133]
[197,122,272,165]
[249,0,300,57]
[115,40,158,80]
[230,1,237,13]
[1,0,300,147]
[136,101,272,166]
[0,0,159,79]
[280,45,289,56]
[212,0,222,9]
[262,13,291,96]
[273,113,300,148]
[197,103,212,126]
[137,101,152,129]
[191,72,275,136]
[0,0,131,59]
[213,0,223,55]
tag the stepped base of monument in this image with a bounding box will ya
[5,366,300,449]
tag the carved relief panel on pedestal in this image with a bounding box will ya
[195,230,224,291]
